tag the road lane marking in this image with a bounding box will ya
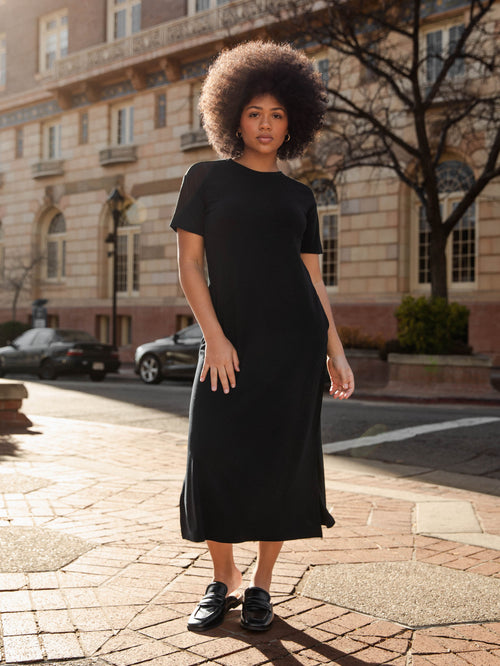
[323,416,500,454]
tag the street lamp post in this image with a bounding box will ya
[106,187,125,350]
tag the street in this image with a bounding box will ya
[19,373,500,484]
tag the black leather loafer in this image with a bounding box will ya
[240,586,274,631]
[187,581,242,632]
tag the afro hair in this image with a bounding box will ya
[199,41,327,160]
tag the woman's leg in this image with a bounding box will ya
[250,541,283,591]
[207,540,242,596]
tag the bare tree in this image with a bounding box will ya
[1,251,45,321]
[274,0,500,300]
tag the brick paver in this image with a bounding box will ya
[0,415,499,664]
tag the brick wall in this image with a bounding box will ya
[68,0,106,54]
[141,0,187,29]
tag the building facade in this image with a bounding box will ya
[0,0,499,361]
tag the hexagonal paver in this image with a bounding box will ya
[0,527,93,573]
[300,561,500,628]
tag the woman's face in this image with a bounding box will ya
[238,93,289,157]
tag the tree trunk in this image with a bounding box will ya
[12,290,19,322]
[429,229,448,302]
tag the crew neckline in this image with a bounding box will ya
[229,159,284,175]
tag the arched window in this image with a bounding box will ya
[114,205,140,296]
[417,160,476,286]
[312,178,339,288]
[46,211,66,280]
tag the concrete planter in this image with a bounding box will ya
[0,379,32,432]
[385,353,496,398]
[345,348,388,389]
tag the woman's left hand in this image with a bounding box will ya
[327,355,355,400]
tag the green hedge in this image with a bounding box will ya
[0,321,31,347]
[394,296,471,355]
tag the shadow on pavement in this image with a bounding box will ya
[209,614,379,664]
[0,434,21,458]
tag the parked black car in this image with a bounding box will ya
[0,328,120,381]
[135,323,202,384]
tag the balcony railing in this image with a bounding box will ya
[180,128,210,151]
[48,0,277,83]
[99,145,138,166]
[31,159,65,179]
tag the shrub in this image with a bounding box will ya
[394,296,471,355]
[0,321,30,347]
[338,326,385,351]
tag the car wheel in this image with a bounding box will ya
[38,359,58,380]
[0,356,5,377]
[139,354,163,384]
[90,371,106,382]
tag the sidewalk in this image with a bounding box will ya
[0,415,499,665]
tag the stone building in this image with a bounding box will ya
[0,0,499,362]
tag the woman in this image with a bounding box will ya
[170,41,354,633]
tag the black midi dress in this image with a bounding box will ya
[170,159,335,543]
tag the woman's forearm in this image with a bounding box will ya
[312,279,345,358]
[178,260,224,342]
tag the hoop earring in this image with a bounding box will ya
[236,130,242,138]
[284,133,291,142]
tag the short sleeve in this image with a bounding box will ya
[170,163,207,236]
[300,202,323,254]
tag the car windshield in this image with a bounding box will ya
[55,330,98,343]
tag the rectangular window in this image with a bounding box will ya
[109,0,141,41]
[317,58,329,88]
[322,213,338,287]
[117,315,132,346]
[115,105,134,145]
[114,8,126,38]
[426,30,443,83]
[47,241,58,278]
[61,239,66,277]
[192,0,229,11]
[45,123,62,159]
[131,3,141,33]
[39,10,68,73]
[0,34,6,87]
[116,234,128,292]
[425,25,465,83]
[156,92,167,128]
[132,232,139,292]
[80,112,89,144]
[96,315,110,343]
[115,229,139,295]
[452,202,475,283]
[449,24,465,78]
[15,128,23,158]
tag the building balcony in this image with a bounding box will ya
[180,128,210,151]
[99,145,138,166]
[31,159,65,179]
[44,0,281,88]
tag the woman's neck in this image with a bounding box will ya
[235,150,279,173]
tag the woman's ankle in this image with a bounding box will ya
[249,574,271,592]
[213,567,242,595]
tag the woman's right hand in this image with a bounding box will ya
[200,334,240,394]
